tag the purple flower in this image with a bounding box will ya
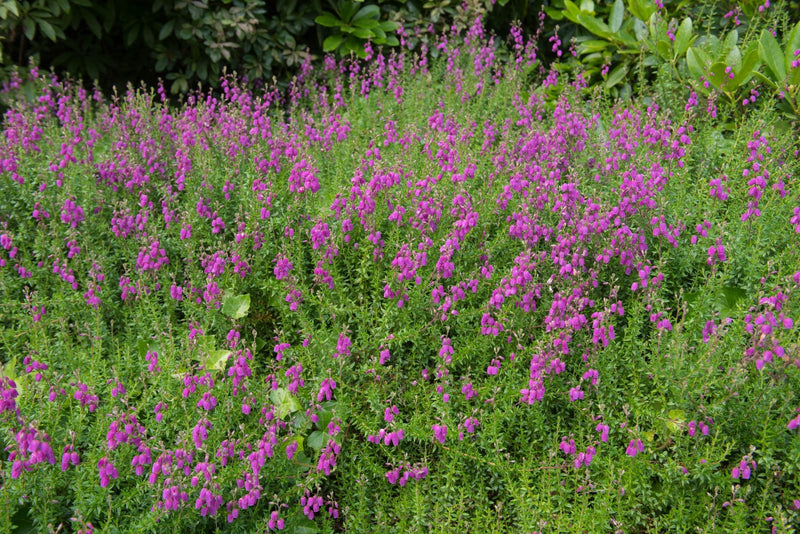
[335,332,352,358]
[626,439,644,457]
[432,424,447,444]
[274,255,292,280]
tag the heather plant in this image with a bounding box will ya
[1,14,800,534]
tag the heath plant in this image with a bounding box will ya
[0,14,799,534]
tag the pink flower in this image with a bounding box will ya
[432,424,447,444]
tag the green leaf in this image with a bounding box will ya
[686,47,707,80]
[731,48,760,90]
[196,335,216,354]
[725,45,741,69]
[614,29,638,48]
[137,338,162,359]
[315,401,338,430]
[579,39,611,54]
[315,12,342,27]
[785,21,800,75]
[577,13,612,39]
[339,0,358,23]
[666,409,686,433]
[759,29,786,82]
[627,0,655,22]
[288,518,318,534]
[751,71,779,90]
[352,27,373,39]
[1,357,25,396]
[344,35,367,58]
[221,293,250,319]
[632,18,647,40]
[378,20,398,32]
[204,349,232,372]
[609,0,624,33]
[352,17,379,29]
[352,4,379,22]
[648,12,663,44]
[155,55,169,72]
[723,29,738,52]
[605,63,628,89]
[22,17,35,40]
[562,0,581,22]
[83,9,102,39]
[323,33,344,52]
[706,62,728,90]
[125,25,139,46]
[159,19,174,40]
[673,17,693,58]
[545,7,564,20]
[656,39,671,60]
[270,388,302,419]
[0,356,17,380]
[307,430,327,450]
[718,286,746,316]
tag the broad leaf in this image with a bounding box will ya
[378,20,399,32]
[307,430,328,451]
[352,17,379,29]
[204,349,232,372]
[632,18,647,41]
[577,13,612,39]
[315,13,342,28]
[221,293,250,319]
[731,48,760,90]
[579,39,611,54]
[323,34,344,52]
[352,27,373,39]
[673,17,693,58]
[666,409,685,433]
[270,388,302,419]
[723,29,738,52]
[725,45,741,69]
[83,9,102,39]
[706,62,728,90]
[609,0,624,33]
[22,17,36,40]
[545,7,564,21]
[605,63,628,89]
[686,47,707,81]
[751,71,779,89]
[759,29,786,82]
[352,4,379,22]
[786,21,800,73]
[159,20,174,40]
[562,0,581,23]
[627,0,655,22]
[196,335,216,354]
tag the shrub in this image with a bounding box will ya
[1,13,799,534]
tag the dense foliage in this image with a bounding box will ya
[2,0,800,100]
[1,3,800,534]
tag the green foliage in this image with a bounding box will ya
[316,0,400,58]
[0,3,800,533]
[550,0,698,97]
[0,0,320,93]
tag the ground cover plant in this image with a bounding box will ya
[1,9,800,534]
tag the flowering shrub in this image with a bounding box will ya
[0,14,799,533]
